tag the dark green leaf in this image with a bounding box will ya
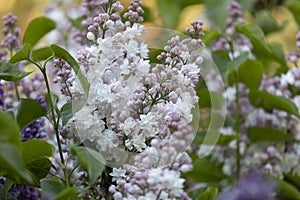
[0,143,33,184]
[3,179,14,200]
[61,101,85,126]
[284,172,300,190]
[0,62,31,81]
[9,44,31,63]
[0,109,20,146]
[248,90,300,118]
[197,89,224,109]
[26,158,52,182]
[32,47,54,61]
[71,145,106,185]
[23,17,56,47]
[212,50,231,78]
[247,127,297,143]
[56,187,78,200]
[196,187,218,200]
[184,157,227,184]
[16,98,47,130]
[21,139,54,163]
[237,59,264,89]
[142,6,153,22]
[50,44,90,98]
[268,176,300,200]
[41,178,64,199]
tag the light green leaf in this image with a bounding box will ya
[61,101,85,126]
[26,158,52,183]
[0,109,20,146]
[56,187,78,200]
[0,62,31,81]
[71,145,106,185]
[237,59,264,89]
[248,90,300,118]
[268,176,300,200]
[247,127,297,143]
[9,43,32,63]
[41,178,64,199]
[155,0,181,29]
[16,98,47,130]
[23,17,56,47]
[286,0,300,27]
[50,44,90,98]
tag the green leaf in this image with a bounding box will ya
[181,0,203,8]
[286,0,300,27]
[61,101,85,126]
[56,187,78,200]
[268,176,300,200]
[197,89,224,109]
[16,98,47,130]
[184,156,227,184]
[247,127,297,143]
[196,187,218,200]
[0,143,33,184]
[237,59,264,89]
[50,44,90,98]
[21,139,54,163]
[41,178,64,199]
[194,132,236,146]
[0,109,20,146]
[32,47,54,61]
[9,43,32,63]
[202,30,221,45]
[23,17,56,47]
[26,158,52,183]
[212,50,231,78]
[142,6,154,22]
[255,10,283,35]
[71,145,106,185]
[0,62,31,81]
[235,24,271,53]
[155,0,181,28]
[248,90,300,118]
[284,172,300,190]
[3,179,14,200]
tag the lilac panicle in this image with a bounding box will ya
[286,31,300,67]
[0,13,20,52]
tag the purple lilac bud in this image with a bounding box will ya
[186,20,204,39]
[53,58,75,101]
[286,31,300,67]
[0,178,39,200]
[218,172,275,200]
[1,13,20,51]
[21,118,47,141]
[123,0,144,27]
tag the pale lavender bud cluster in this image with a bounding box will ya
[218,172,275,200]
[0,13,20,51]
[74,0,124,44]
[213,1,252,57]
[20,73,45,100]
[123,0,144,27]
[53,58,75,100]
[186,20,204,39]
[0,50,7,61]
[286,31,300,66]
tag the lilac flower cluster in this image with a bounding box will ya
[53,58,75,101]
[0,178,39,200]
[213,1,253,58]
[123,0,144,27]
[0,83,5,109]
[0,13,20,52]
[69,3,204,197]
[218,172,275,200]
[286,31,300,67]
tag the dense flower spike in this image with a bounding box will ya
[213,1,252,58]
[0,13,20,52]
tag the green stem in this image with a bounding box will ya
[235,83,241,181]
[30,59,70,187]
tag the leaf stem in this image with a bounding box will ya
[235,82,241,181]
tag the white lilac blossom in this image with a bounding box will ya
[68,0,204,196]
[213,1,253,58]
